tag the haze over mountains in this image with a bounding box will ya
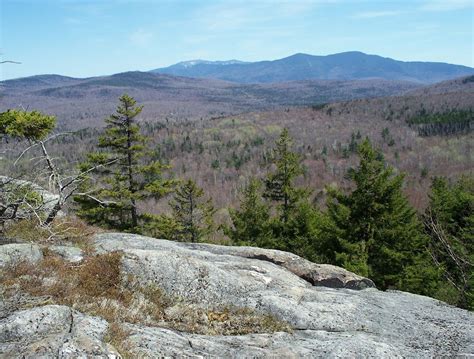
[0,71,420,129]
[152,51,474,84]
[1,51,473,130]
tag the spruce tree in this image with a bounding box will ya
[270,199,323,261]
[74,94,174,231]
[424,176,473,309]
[264,128,306,223]
[169,179,214,242]
[322,139,437,292]
[226,178,272,247]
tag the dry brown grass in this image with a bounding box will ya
[103,322,134,359]
[1,249,291,349]
[3,216,102,254]
[165,304,292,335]
[3,219,50,242]
[0,251,123,301]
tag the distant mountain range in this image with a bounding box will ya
[151,51,474,84]
[0,71,421,129]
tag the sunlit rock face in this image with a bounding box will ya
[0,232,472,358]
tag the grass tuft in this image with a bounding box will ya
[1,248,292,356]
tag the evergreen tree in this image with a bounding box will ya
[169,179,214,242]
[264,128,306,223]
[0,109,56,141]
[424,176,473,309]
[74,94,174,231]
[322,139,437,292]
[141,213,183,242]
[269,199,323,261]
[226,178,272,247]
[0,110,56,225]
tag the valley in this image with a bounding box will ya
[2,73,472,211]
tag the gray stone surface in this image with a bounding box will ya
[0,305,120,358]
[1,232,473,358]
[49,245,84,263]
[0,243,43,268]
[91,233,474,358]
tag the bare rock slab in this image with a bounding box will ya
[48,245,84,263]
[0,243,43,268]
[92,233,474,358]
[0,305,119,358]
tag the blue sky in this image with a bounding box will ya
[1,0,473,80]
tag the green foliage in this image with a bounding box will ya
[348,132,359,153]
[226,179,273,247]
[0,181,44,225]
[269,199,323,262]
[420,167,429,179]
[228,131,322,262]
[381,127,395,146]
[424,176,474,309]
[264,128,307,223]
[0,109,56,141]
[407,109,473,136]
[320,139,438,292]
[169,179,215,242]
[142,213,183,241]
[74,94,175,231]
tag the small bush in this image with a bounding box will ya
[2,216,101,254]
[78,252,123,298]
[3,218,49,242]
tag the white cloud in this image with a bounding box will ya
[129,29,154,47]
[420,0,473,11]
[352,11,402,19]
[194,1,322,32]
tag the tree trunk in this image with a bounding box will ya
[43,200,62,226]
[126,115,138,228]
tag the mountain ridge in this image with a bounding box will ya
[151,51,474,84]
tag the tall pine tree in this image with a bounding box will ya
[322,139,438,293]
[75,94,174,231]
[264,128,306,223]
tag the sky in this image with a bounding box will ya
[1,0,473,80]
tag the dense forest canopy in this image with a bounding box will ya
[1,86,473,310]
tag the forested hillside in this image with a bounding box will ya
[3,76,471,209]
[1,75,473,310]
[0,71,420,130]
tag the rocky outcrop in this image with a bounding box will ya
[0,243,83,268]
[94,233,374,290]
[48,245,84,263]
[91,233,474,358]
[0,305,119,358]
[0,243,43,268]
[1,232,473,358]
